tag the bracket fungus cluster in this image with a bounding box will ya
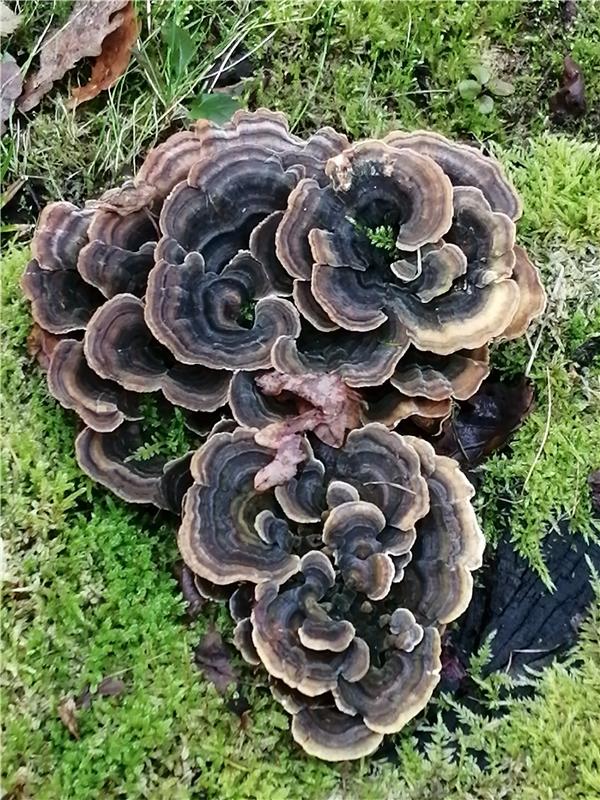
[23,109,545,759]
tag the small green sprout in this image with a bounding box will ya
[458,64,514,115]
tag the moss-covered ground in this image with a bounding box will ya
[2,1,599,797]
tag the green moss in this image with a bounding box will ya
[3,239,600,798]
[498,134,600,246]
[250,0,600,142]
[130,397,195,462]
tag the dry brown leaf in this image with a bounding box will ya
[193,628,238,695]
[0,2,21,36]
[57,696,79,739]
[18,0,130,112]
[549,55,587,117]
[0,54,23,134]
[26,323,61,372]
[253,372,362,490]
[433,377,535,467]
[68,1,138,108]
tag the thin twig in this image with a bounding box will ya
[522,365,552,493]
[525,265,564,376]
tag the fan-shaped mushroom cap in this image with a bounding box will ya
[78,240,156,299]
[233,618,261,665]
[393,438,485,624]
[500,245,546,340]
[84,293,230,411]
[193,108,303,159]
[249,211,293,295]
[32,202,93,271]
[322,500,414,601]
[291,706,383,761]
[333,627,441,734]
[361,386,453,429]
[271,317,409,387]
[280,127,350,183]
[390,241,467,301]
[145,251,300,370]
[251,551,370,696]
[21,259,104,334]
[322,140,454,252]
[228,370,299,429]
[329,424,430,530]
[274,448,326,523]
[157,143,300,272]
[391,346,490,401]
[178,428,300,585]
[48,339,139,432]
[384,129,522,220]
[75,424,193,511]
[292,280,338,331]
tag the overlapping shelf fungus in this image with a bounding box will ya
[22,108,545,759]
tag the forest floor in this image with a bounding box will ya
[2,2,600,799]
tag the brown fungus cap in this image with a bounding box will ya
[145,251,300,370]
[178,428,300,585]
[31,201,94,271]
[291,705,383,762]
[392,437,485,625]
[21,259,104,334]
[390,346,490,401]
[333,627,441,734]
[84,293,230,412]
[271,316,409,388]
[75,424,193,511]
[250,551,370,696]
[48,339,139,432]
[384,129,522,220]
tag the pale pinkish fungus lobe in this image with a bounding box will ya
[23,109,545,760]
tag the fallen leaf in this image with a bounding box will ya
[572,335,600,367]
[77,675,127,709]
[549,55,586,116]
[58,697,79,738]
[193,628,238,695]
[253,372,362,490]
[174,560,206,623]
[589,470,600,514]
[26,323,61,372]
[86,181,157,216]
[0,54,23,134]
[433,377,534,467]
[0,1,21,36]
[562,0,578,27]
[18,0,130,112]
[68,1,137,108]
[188,92,241,124]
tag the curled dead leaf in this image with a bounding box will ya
[193,628,238,695]
[68,1,138,108]
[57,696,79,738]
[18,0,130,112]
[0,54,23,134]
[550,55,587,116]
[0,2,21,37]
[433,377,534,467]
[26,324,62,372]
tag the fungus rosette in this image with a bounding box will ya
[22,111,542,759]
[22,111,544,506]
[178,423,485,760]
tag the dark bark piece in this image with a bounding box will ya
[448,528,600,677]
